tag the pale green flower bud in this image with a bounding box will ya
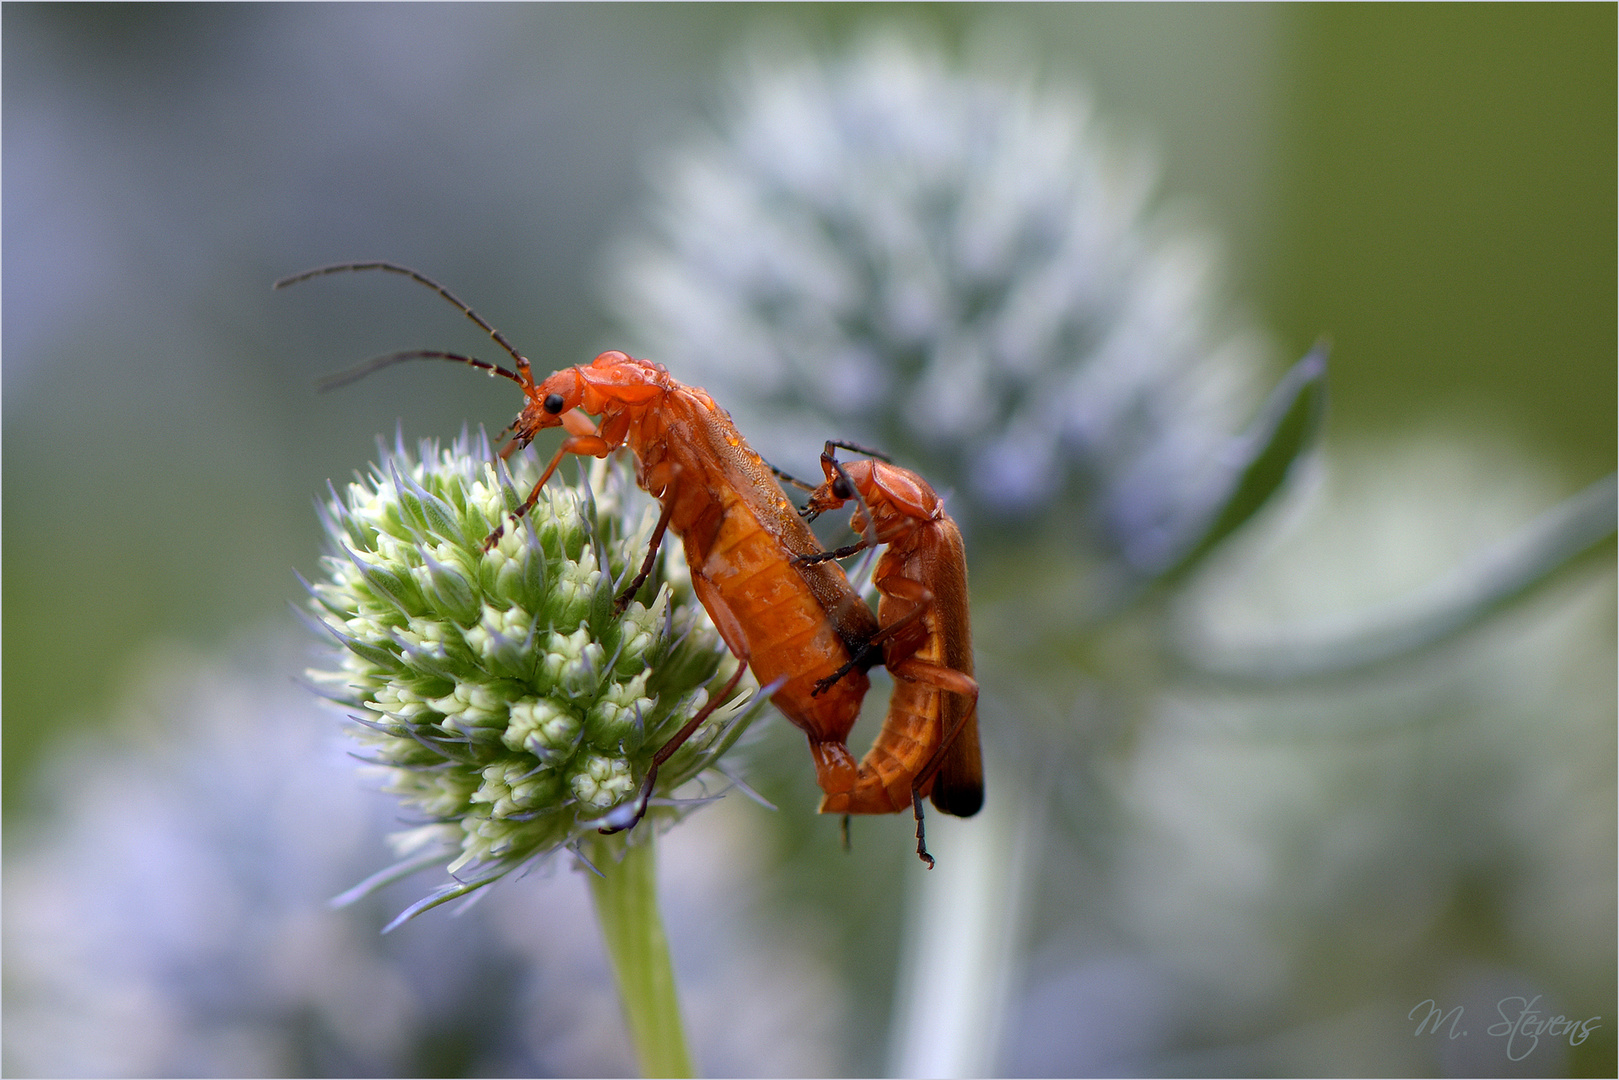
[505,699,584,762]
[413,547,480,626]
[568,752,636,809]
[585,670,656,749]
[463,602,538,677]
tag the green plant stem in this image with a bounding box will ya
[585,833,693,1078]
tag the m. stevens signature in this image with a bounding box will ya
[1410,995,1602,1062]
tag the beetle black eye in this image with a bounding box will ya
[543,393,565,414]
[831,476,854,500]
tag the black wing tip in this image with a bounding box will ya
[930,783,983,818]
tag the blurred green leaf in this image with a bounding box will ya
[1159,341,1329,586]
[1175,472,1617,682]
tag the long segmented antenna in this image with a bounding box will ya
[274,261,533,381]
[768,459,818,494]
[315,349,526,393]
[824,440,893,464]
[780,442,892,501]
[794,444,885,625]
[825,446,882,590]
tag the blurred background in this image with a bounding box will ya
[4,4,1613,1077]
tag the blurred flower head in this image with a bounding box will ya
[305,431,766,920]
[609,32,1268,574]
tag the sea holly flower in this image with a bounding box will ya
[607,33,1311,595]
[304,430,767,926]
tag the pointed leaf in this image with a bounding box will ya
[1160,341,1329,584]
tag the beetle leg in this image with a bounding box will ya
[810,649,871,698]
[794,538,869,565]
[887,655,979,703]
[598,659,749,835]
[614,494,676,614]
[911,789,934,869]
[481,429,616,551]
[809,582,930,697]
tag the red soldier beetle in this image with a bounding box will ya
[278,263,881,831]
[796,441,982,867]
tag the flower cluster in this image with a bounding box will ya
[305,432,763,920]
[609,34,1271,578]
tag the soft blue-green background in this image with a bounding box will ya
[4,4,1613,1075]
[6,4,1611,807]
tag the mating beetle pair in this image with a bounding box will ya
[281,262,980,866]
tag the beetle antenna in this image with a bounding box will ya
[824,443,881,589]
[275,262,533,379]
[765,457,818,494]
[316,349,526,392]
[826,439,893,464]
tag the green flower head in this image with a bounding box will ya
[305,431,766,926]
